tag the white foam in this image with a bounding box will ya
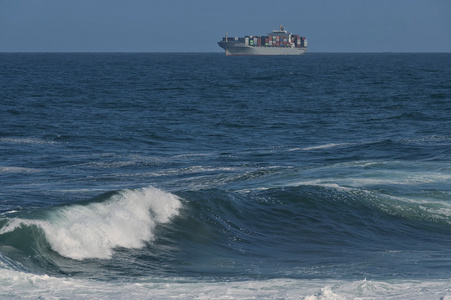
[0,137,57,145]
[303,286,346,300]
[288,180,354,192]
[289,143,351,151]
[0,272,449,300]
[0,166,39,174]
[0,187,182,260]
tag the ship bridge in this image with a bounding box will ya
[268,25,290,38]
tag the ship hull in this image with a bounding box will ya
[218,42,306,56]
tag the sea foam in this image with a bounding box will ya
[0,271,449,300]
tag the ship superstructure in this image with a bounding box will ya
[218,26,307,56]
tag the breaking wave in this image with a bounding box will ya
[0,187,181,260]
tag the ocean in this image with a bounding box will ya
[0,52,450,299]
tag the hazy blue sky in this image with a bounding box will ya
[1,0,450,52]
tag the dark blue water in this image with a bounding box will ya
[1,53,450,299]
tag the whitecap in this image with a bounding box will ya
[0,187,182,260]
[289,143,351,151]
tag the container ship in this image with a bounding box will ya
[218,26,307,56]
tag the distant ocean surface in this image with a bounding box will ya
[1,52,450,299]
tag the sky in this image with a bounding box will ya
[0,0,450,53]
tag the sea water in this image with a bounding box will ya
[1,53,450,299]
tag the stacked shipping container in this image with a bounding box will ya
[222,33,307,48]
[244,35,306,47]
